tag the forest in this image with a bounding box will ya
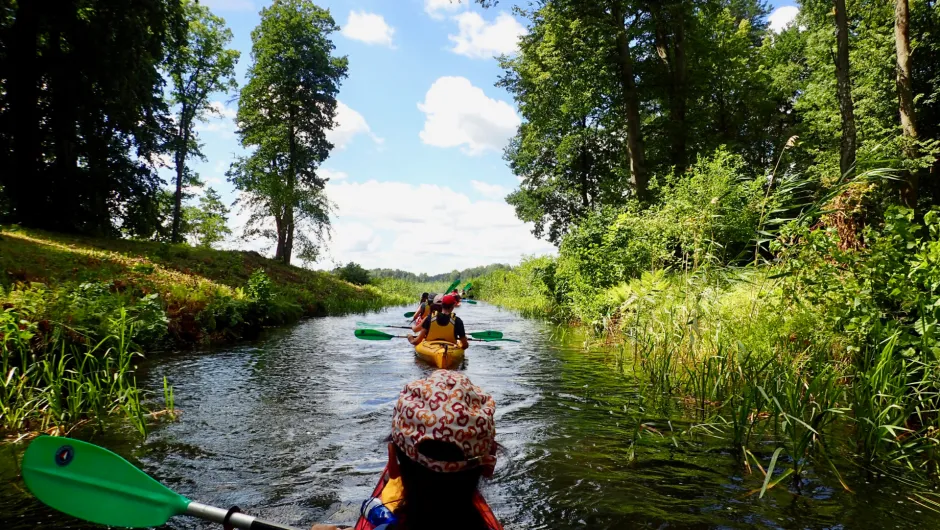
[469,0,940,486]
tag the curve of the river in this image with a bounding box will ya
[2,302,938,529]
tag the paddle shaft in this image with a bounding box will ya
[186,502,301,530]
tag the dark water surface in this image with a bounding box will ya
[2,302,939,529]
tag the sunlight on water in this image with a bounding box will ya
[1,303,938,529]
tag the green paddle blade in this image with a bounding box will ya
[354,328,396,340]
[444,279,461,293]
[463,282,472,290]
[465,300,478,304]
[22,436,190,528]
[469,331,503,339]
[404,311,416,318]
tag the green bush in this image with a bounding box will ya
[336,262,371,286]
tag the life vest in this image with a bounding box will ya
[426,314,457,343]
[354,466,503,530]
[413,303,430,323]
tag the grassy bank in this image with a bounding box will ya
[0,228,410,439]
[475,205,940,491]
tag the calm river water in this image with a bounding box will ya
[2,302,938,529]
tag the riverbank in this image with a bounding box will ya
[0,227,411,439]
[473,207,940,493]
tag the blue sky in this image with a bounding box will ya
[183,0,799,274]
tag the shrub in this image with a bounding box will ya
[336,262,371,286]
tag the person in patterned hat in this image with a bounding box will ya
[335,370,502,530]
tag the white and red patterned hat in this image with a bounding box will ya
[391,370,497,475]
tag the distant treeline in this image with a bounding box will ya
[370,264,511,283]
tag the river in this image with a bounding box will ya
[2,302,938,529]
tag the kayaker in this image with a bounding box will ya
[410,293,431,325]
[411,293,442,333]
[409,294,469,350]
[311,371,501,530]
[466,287,474,300]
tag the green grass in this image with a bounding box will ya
[477,260,940,489]
[0,227,411,439]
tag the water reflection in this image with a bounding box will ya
[0,302,937,529]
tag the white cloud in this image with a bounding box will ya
[425,0,463,19]
[327,101,384,150]
[341,11,395,47]
[199,0,253,11]
[449,12,526,59]
[320,168,348,182]
[768,6,799,33]
[208,101,237,120]
[418,76,520,155]
[323,179,554,273]
[471,180,509,200]
[197,101,237,139]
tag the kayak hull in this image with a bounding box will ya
[353,465,503,530]
[414,340,465,369]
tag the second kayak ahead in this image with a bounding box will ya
[414,340,465,369]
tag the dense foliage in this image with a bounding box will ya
[474,0,940,486]
[370,263,511,283]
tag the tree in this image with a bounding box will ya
[185,187,232,248]
[894,0,918,207]
[0,0,185,234]
[336,262,371,286]
[610,1,648,200]
[231,0,348,265]
[834,0,857,177]
[165,0,239,243]
[500,2,628,244]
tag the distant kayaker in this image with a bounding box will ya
[466,287,474,299]
[409,294,469,350]
[410,293,442,333]
[411,293,429,324]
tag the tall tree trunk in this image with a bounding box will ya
[611,3,648,202]
[895,0,919,207]
[283,108,297,265]
[8,0,41,226]
[650,1,688,177]
[834,0,857,178]
[172,103,189,243]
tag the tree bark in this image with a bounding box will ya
[611,3,648,202]
[172,102,189,243]
[650,1,687,177]
[8,0,42,226]
[834,0,857,178]
[895,0,919,207]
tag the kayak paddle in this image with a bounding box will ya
[22,436,301,530]
[465,299,478,304]
[354,329,516,342]
[444,278,461,294]
[356,323,503,339]
[404,311,416,318]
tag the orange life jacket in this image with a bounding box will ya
[353,466,503,530]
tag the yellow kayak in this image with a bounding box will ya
[414,340,465,369]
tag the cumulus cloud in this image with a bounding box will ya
[324,179,555,272]
[196,101,238,139]
[327,101,384,150]
[341,11,395,47]
[471,180,509,200]
[418,76,520,155]
[425,0,463,19]
[208,101,237,120]
[449,12,526,59]
[319,168,348,182]
[768,6,799,33]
